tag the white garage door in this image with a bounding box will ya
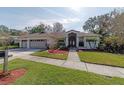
[29,39,47,49]
[21,40,27,48]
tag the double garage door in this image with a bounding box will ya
[21,39,47,49]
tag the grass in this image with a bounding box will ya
[32,50,68,60]
[1,58,124,84]
[78,51,124,67]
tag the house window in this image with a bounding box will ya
[58,40,64,43]
[86,39,97,42]
[79,41,84,47]
[86,39,97,48]
[79,37,84,47]
[57,39,65,47]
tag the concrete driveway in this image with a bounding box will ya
[0,48,42,65]
[9,48,42,57]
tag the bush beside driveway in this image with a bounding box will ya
[78,51,124,68]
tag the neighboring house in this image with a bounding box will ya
[19,30,100,49]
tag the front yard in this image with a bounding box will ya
[78,51,124,67]
[1,58,124,84]
[32,49,68,60]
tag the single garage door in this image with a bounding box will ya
[21,40,27,48]
[29,39,47,49]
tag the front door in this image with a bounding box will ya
[68,33,76,47]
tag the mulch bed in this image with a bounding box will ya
[0,68,26,85]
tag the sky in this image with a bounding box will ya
[0,7,116,31]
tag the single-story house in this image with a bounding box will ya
[19,30,100,49]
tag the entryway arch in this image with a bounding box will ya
[68,33,77,47]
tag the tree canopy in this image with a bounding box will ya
[53,22,65,32]
[25,22,65,33]
[83,9,124,53]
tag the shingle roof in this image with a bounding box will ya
[19,30,100,39]
[19,32,66,39]
[79,32,100,37]
[67,30,100,37]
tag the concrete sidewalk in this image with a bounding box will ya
[1,49,124,78]
[63,49,124,78]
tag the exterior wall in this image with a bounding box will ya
[27,38,30,48]
[65,31,100,49]
[47,38,65,49]
[65,34,68,47]
[47,39,57,49]
[19,40,22,48]
[76,33,79,47]
[19,31,100,49]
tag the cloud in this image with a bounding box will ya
[42,8,66,18]
[26,18,80,27]
[69,7,81,12]
[69,7,82,12]
[61,18,80,24]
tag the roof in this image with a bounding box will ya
[66,30,80,33]
[19,32,66,39]
[19,30,100,39]
[0,32,11,40]
[79,32,100,37]
[67,30,100,37]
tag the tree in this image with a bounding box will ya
[53,22,65,32]
[9,29,22,36]
[0,25,23,36]
[25,22,65,33]
[105,12,124,53]
[82,9,124,53]
[83,17,97,33]
[83,10,120,51]
[83,9,118,38]
[44,25,53,32]
[25,23,46,33]
[0,25,9,32]
[111,12,124,36]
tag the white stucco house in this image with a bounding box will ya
[19,30,100,49]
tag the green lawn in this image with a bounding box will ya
[32,50,68,60]
[1,58,124,84]
[78,51,124,67]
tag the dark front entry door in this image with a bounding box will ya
[68,33,76,47]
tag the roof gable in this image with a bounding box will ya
[66,30,80,34]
